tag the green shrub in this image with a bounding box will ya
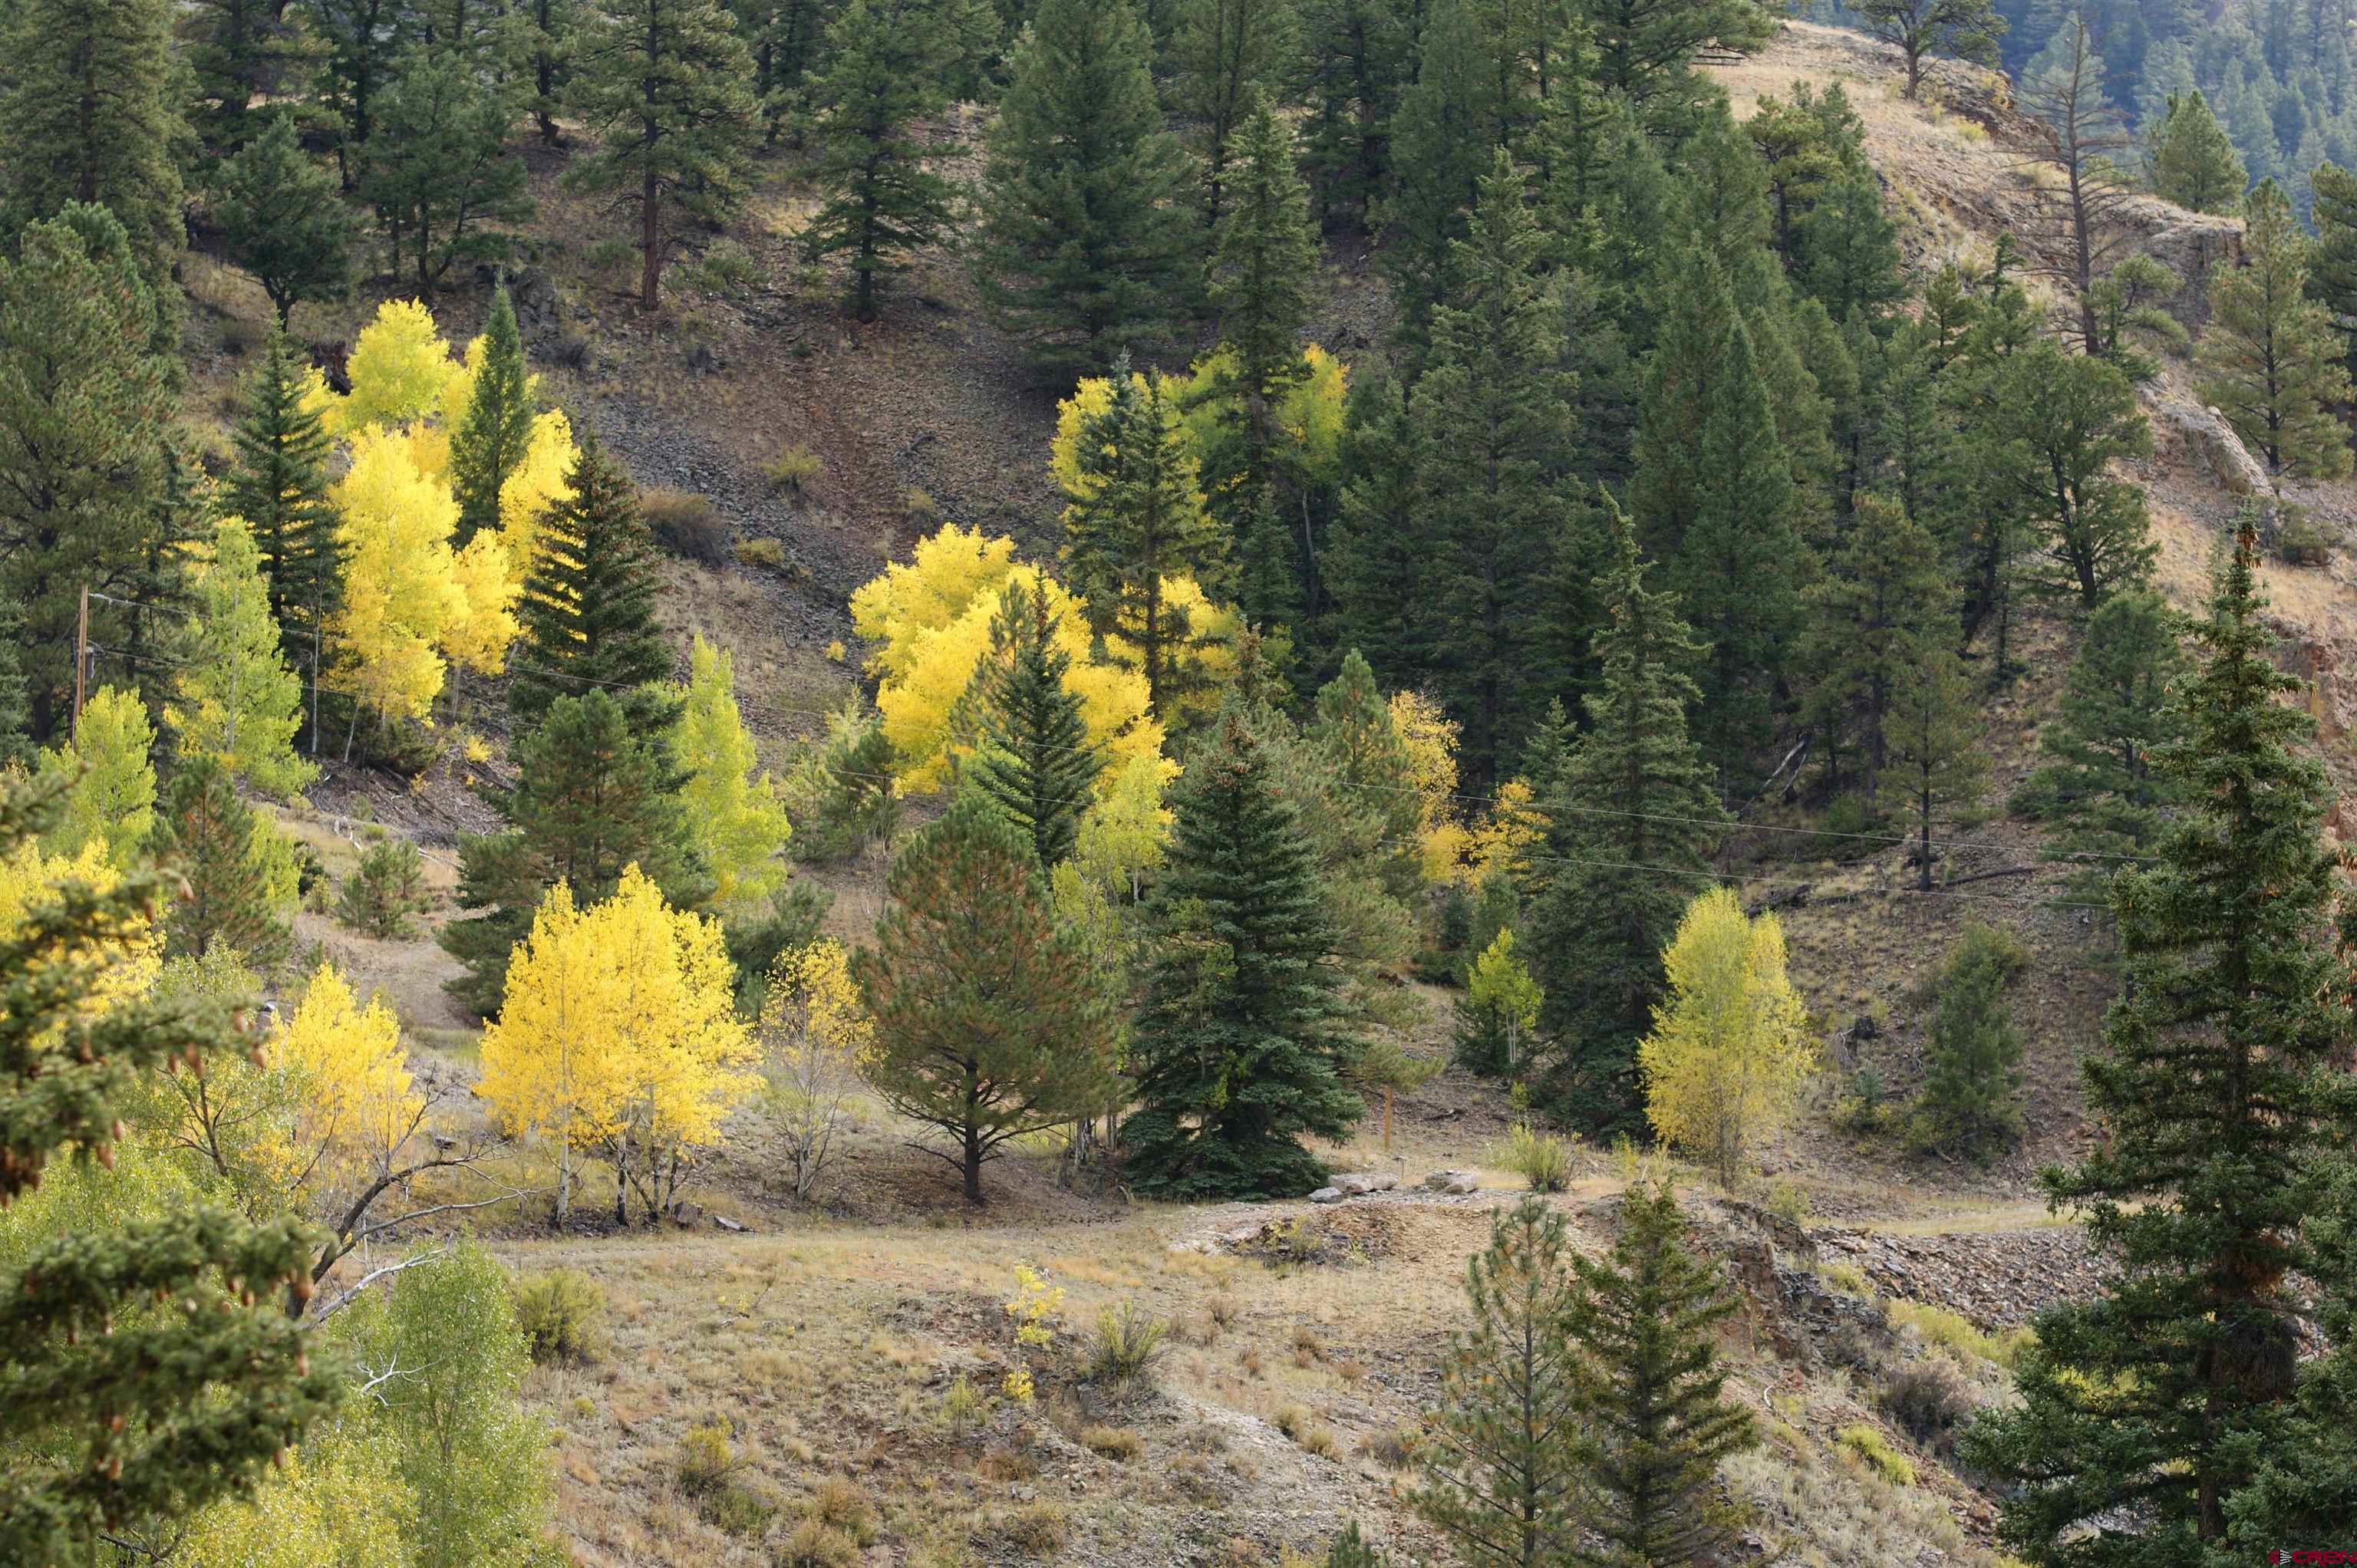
[1326,1522,1386,1567]
[1762,1177,1813,1227]
[763,445,824,493]
[1086,1300,1167,1385]
[641,487,730,565]
[1837,1421,1916,1485]
[773,1518,862,1567]
[1498,1120,1571,1192]
[938,1372,987,1430]
[675,1422,741,1495]
[904,487,942,525]
[684,238,762,298]
[1078,1423,1142,1458]
[1885,1296,2034,1369]
[2274,508,2335,566]
[1816,793,1884,858]
[337,832,427,938]
[510,1268,606,1365]
[735,535,790,572]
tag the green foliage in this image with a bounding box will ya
[1121,709,1362,1200]
[227,328,344,682]
[214,115,355,322]
[674,636,795,914]
[968,0,1192,377]
[805,0,960,321]
[1084,1300,1168,1385]
[2306,160,2357,387]
[360,48,534,294]
[168,517,319,802]
[510,1267,607,1365]
[1978,340,2156,610]
[2146,89,2245,213]
[1324,1520,1386,1567]
[1911,924,2026,1159]
[43,686,156,865]
[1173,0,1298,222]
[1498,1121,1571,1193]
[1960,523,2356,1563]
[152,755,292,970]
[0,772,341,1560]
[337,832,427,939]
[852,796,1119,1203]
[1800,492,1953,804]
[963,581,1098,867]
[1856,0,2003,97]
[1838,1422,1917,1485]
[1454,928,1540,1076]
[1884,632,1983,893]
[2199,179,2354,480]
[450,287,536,546]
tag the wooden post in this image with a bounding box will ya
[71,585,88,743]
[1383,1085,1394,1154]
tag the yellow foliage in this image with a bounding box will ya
[848,522,1020,680]
[330,427,468,723]
[273,962,424,1185]
[444,529,520,674]
[335,299,462,436]
[476,868,756,1204]
[1465,777,1547,888]
[674,635,793,913]
[1159,344,1350,489]
[1386,690,1463,883]
[496,409,579,582]
[1047,374,1121,503]
[1639,888,1816,1186]
[0,837,157,1017]
[1004,1264,1063,1349]
[1074,749,1177,898]
[176,1419,414,1568]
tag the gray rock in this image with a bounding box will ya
[1333,1171,1399,1195]
[1424,1170,1479,1194]
[1308,1187,1346,1204]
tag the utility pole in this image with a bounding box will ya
[71,585,88,744]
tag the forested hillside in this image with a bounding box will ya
[4,0,2357,1564]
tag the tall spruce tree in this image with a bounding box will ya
[185,0,302,150]
[2305,160,2357,388]
[1886,630,1983,891]
[150,756,292,969]
[1961,520,2357,1556]
[1297,0,1408,230]
[1799,492,1951,802]
[1577,0,1775,139]
[0,775,341,1561]
[1914,924,2026,1158]
[1410,1197,1585,1565]
[1172,0,1300,223]
[1320,374,1421,684]
[2198,179,2355,479]
[2147,88,2247,212]
[1563,1181,1758,1563]
[509,429,681,734]
[449,286,536,545]
[969,0,1192,377]
[215,115,357,324]
[805,0,958,322]
[0,206,176,744]
[1120,707,1361,1199]
[1525,504,1728,1136]
[360,49,534,295]
[1381,0,1521,342]
[226,328,344,727]
[306,0,408,180]
[0,0,186,326]
[1628,249,1742,566]
[963,579,1098,866]
[1983,341,2157,611]
[566,0,760,310]
[1412,151,1583,788]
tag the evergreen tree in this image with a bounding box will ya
[1205,91,1319,534]
[1801,172,1907,322]
[1324,1522,1386,1568]
[1983,341,2157,610]
[526,0,576,143]
[449,288,536,546]
[2304,160,2357,387]
[970,0,1192,377]
[438,830,544,1019]
[1961,520,2357,1558]
[0,776,339,1561]
[1799,492,1950,802]
[150,755,292,968]
[166,518,319,802]
[2148,88,2247,212]
[510,429,681,734]
[805,0,958,321]
[2199,178,2355,479]
[1381,0,1520,341]
[1562,1181,1758,1563]
[1059,362,1231,720]
[1913,924,2026,1158]
[1172,0,1299,223]
[1628,249,1742,566]
[1671,318,1805,790]
[215,115,358,324]
[1412,152,1583,787]
[306,0,409,180]
[360,49,534,295]
[1320,374,1421,684]
[2012,587,2188,908]
[0,206,176,743]
[185,0,303,150]
[1121,707,1362,1199]
[1297,0,1408,230]
[852,795,1118,1204]
[1410,1197,1584,1566]
[1525,505,1729,1136]
[226,329,344,721]
[1857,0,2004,98]
[1305,648,1422,898]
[963,580,1098,866]
[1577,0,1775,139]
[0,0,186,319]
[729,0,833,146]
[2016,12,2138,354]
[1886,632,1983,891]
[567,0,760,310]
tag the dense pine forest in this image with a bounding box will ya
[3,0,2357,1561]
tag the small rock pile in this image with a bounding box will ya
[1814,1226,2101,1329]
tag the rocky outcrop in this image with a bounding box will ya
[1814,1225,2102,1329]
[2155,398,2274,499]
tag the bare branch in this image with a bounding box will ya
[307,1248,447,1325]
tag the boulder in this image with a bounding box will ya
[2158,400,2273,499]
[1309,1187,1346,1204]
[1333,1171,1399,1196]
[1423,1170,1480,1194]
[666,1201,705,1228]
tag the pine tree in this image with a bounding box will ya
[1961,520,2357,1556]
[215,115,357,324]
[308,0,407,180]
[166,518,319,802]
[511,428,681,734]
[2305,160,2357,387]
[1410,1197,1584,1566]
[185,0,304,150]
[1913,924,2026,1158]
[1577,0,1775,139]
[1121,707,1362,1199]
[226,328,344,724]
[1672,318,1805,791]
[1856,0,2004,98]
[1320,374,1422,685]
[150,755,292,968]
[2016,12,2138,355]
[1172,0,1299,223]
[1305,648,1422,897]
[1413,151,1583,788]
[1380,0,1518,341]
[0,0,186,322]
[567,0,760,310]
[439,831,545,1019]
[1058,362,1230,721]
[2199,179,2355,479]
[360,48,534,295]
[1324,1521,1386,1568]
[1983,340,2158,609]
[805,0,958,321]
[969,0,1192,377]
[963,580,1099,866]
[1297,0,1408,230]
[0,775,340,1561]
[852,795,1118,1204]
[526,0,576,143]
[0,206,175,743]
[1799,492,1951,802]
[1562,1181,1758,1563]
[1628,249,1742,566]
[1886,632,1982,893]
[1525,504,1729,1137]
[2012,586,2187,908]
[2148,88,2247,212]
[450,288,536,548]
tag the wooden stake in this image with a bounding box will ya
[1383,1085,1394,1153]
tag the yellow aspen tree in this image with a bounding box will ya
[494,409,579,583]
[40,684,156,864]
[673,635,793,914]
[1638,888,1815,1188]
[1465,777,1545,889]
[333,298,463,436]
[849,521,1020,680]
[1073,749,1176,902]
[760,938,873,1201]
[331,427,468,729]
[476,881,622,1226]
[274,961,424,1196]
[1387,688,1465,881]
[166,517,319,801]
[443,530,520,675]
[0,833,160,1014]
